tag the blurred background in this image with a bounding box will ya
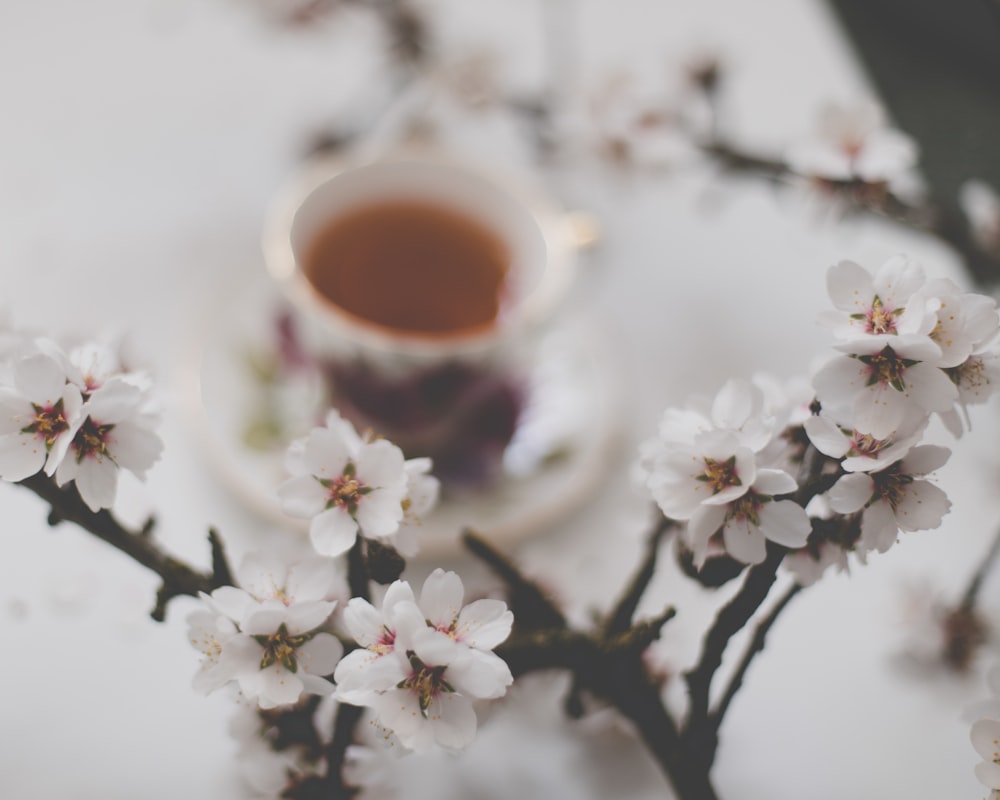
[2,2,1000,798]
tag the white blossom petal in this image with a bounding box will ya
[420,569,465,627]
[902,444,951,475]
[455,599,513,649]
[894,480,950,532]
[803,415,851,458]
[0,433,47,481]
[425,693,478,750]
[860,501,899,553]
[757,500,811,548]
[752,468,797,497]
[15,353,67,401]
[278,475,328,518]
[972,718,1000,762]
[303,426,353,479]
[828,473,873,514]
[445,649,513,699]
[721,515,767,565]
[297,632,343,676]
[310,506,359,556]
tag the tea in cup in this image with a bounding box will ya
[263,152,577,486]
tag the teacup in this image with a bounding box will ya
[262,151,578,487]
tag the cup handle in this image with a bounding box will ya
[563,210,602,251]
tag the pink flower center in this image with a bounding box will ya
[398,652,454,716]
[849,431,888,459]
[23,399,70,449]
[697,455,742,495]
[851,295,901,335]
[71,417,114,462]
[727,492,762,526]
[372,625,396,655]
[870,463,914,510]
[322,462,371,513]
[857,346,913,391]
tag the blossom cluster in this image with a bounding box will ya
[335,569,514,753]
[190,554,346,709]
[278,409,439,558]
[0,335,162,511]
[187,409,514,768]
[784,100,918,188]
[641,254,1000,582]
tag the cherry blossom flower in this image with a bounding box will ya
[812,338,956,440]
[817,256,934,344]
[210,551,348,625]
[913,277,999,369]
[334,580,419,705]
[394,457,441,557]
[803,406,927,473]
[416,569,513,652]
[278,410,410,557]
[685,459,811,566]
[813,257,998,439]
[961,180,1000,255]
[189,556,344,709]
[53,377,163,511]
[588,70,704,170]
[361,624,512,753]
[638,378,776,499]
[826,444,951,554]
[0,351,82,481]
[941,352,1000,436]
[59,340,152,396]
[752,373,820,474]
[785,100,918,185]
[228,703,320,798]
[188,608,240,694]
[783,541,850,587]
[972,718,1000,795]
[642,380,809,566]
[335,571,513,753]
[931,284,1000,435]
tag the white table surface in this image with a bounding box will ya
[1,1,996,798]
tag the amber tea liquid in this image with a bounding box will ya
[303,200,511,336]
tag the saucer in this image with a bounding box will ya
[180,269,625,557]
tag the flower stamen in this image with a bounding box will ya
[696,455,742,494]
[253,623,312,673]
[21,398,70,450]
[856,346,915,391]
[398,652,454,716]
[71,417,115,463]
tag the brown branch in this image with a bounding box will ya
[682,543,785,762]
[495,607,720,800]
[708,582,802,737]
[17,472,230,621]
[603,514,677,637]
[701,138,1000,288]
[467,528,721,798]
[960,523,1000,610]
[285,703,365,800]
[462,529,567,631]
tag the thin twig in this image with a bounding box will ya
[708,582,802,736]
[701,138,1000,288]
[17,472,230,621]
[683,544,785,759]
[961,524,1000,610]
[603,514,676,636]
[462,529,567,631]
